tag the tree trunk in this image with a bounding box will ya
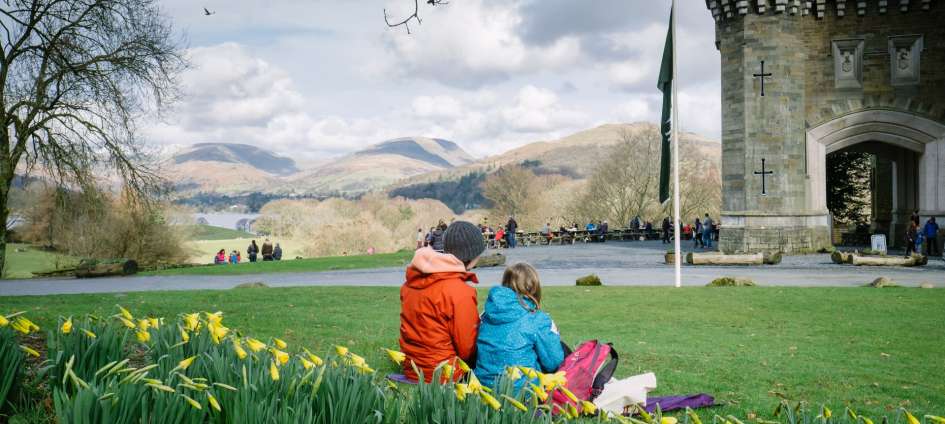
[0,169,11,279]
[686,252,764,265]
[851,254,926,267]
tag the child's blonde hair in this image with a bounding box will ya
[501,263,542,312]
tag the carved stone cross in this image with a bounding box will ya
[754,157,774,195]
[753,60,773,96]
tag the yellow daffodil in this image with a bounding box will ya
[566,402,579,419]
[301,357,315,369]
[207,393,221,412]
[274,338,287,349]
[442,363,454,380]
[335,345,349,356]
[529,383,548,402]
[0,314,8,327]
[456,357,472,373]
[183,313,199,331]
[20,345,39,357]
[138,319,150,331]
[638,407,654,423]
[206,322,228,344]
[661,417,678,424]
[148,317,160,329]
[861,417,875,424]
[519,366,539,380]
[181,394,202,410]
[270,348,289,366]
[119,317,136,329]
[117,305,133,321]
[581,400,597,415]
[180,327,190,343]
[823,407,832,419]
[61,318,73,334]
[558,386,579,403]
[502,395,528,412]
[81,329,96,338]
[926,416,945,424]
[135,330,150,343]
[906,412,921,424]
[541,371,567,390]
[354,362,375,374]
[455,383,471,401]
[269,361,280,381]
[348,353,367,367]
[506,366,522,381]
[385,349,406,365]
[468,374,486,394]
[479,391,501,411]
[205,311,223,325]
[303,348,324,366]
[11,317,39,334]
[232,340,247,360]
[246,338,266,352]
[177,355,197,371]
[687,408,704,424]
[147,383,176,393]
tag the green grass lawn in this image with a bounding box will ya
[2,286,942,416]
[143,250,414,276]
[2,243,80,279]
[185,224,255,240]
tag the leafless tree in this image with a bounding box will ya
[384,0,447,34]
[480,165,537,219]
[0,0,185,276]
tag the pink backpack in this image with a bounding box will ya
[552,340,619,406]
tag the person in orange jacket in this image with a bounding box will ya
[400,220,486,383]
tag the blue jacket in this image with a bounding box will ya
[474,286,564,390]
[924,221,939,238]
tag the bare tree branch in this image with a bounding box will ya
[384,0,447,34]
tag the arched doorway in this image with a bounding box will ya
[807,109,945,248]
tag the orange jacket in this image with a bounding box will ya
[399,248,479,383]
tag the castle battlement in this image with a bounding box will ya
[706,0,935,21]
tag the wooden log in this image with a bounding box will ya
[474,253,506,268]
[851,254,926,267]
[75,260,139,278]
[830,251,854,264]
[686,252,764,265]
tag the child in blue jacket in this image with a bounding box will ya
[474,263,565,390]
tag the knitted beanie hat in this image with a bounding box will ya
[443,221,486,263]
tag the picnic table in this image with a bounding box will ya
[478,227,666,248]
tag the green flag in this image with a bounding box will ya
[657,9,673,204]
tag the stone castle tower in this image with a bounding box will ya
[705,0,945,253]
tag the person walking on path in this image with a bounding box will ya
[923,217,940,256]
[905,221,918,256]
[416,228,425,250]
[661,217,671,244]
[702,214,714,249]
[247,240,259,263]
[506,215,519,249]
[261,239,274,261]
[273,243,283,261]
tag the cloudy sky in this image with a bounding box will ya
[145,0,721,163]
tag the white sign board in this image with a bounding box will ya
[871,234,888,255]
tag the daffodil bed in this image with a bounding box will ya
[1,286,943,423]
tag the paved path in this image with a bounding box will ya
[1,241,942,296]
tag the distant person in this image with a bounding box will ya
[214,249,227,265]
[431,225,446,252]
[425,227,434,247]
[416,228,425,250]
[599,220,609,242]
[911,209,921,226]
[629,216,640,231]
[540,222,552,242]
[262,239,274,261]
[585,222,596,232]
[661,217,671,244]
[693,218,704,248]
[702,214,714,248]
[247,240,259,263]
[506,215,519,249]
[494,226,505,249]
[924,217,940,256]
[905,221,918,256]
[273,243,283,261]
[229,250,239,264]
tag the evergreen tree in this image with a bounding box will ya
[826,151,872,225]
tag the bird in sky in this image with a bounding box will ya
[204,7,216,16]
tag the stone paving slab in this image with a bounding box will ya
[1,241,942,296]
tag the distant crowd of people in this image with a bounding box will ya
[657,213,719,248]
[214,238,283,265]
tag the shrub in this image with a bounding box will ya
[707,277,757,287]
[575,274,602,286]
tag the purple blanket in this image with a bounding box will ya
[645,394,716,413]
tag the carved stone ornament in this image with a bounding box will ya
[832,38,864,89]
[888,35,923,86]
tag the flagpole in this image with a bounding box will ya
[671,0,682,288]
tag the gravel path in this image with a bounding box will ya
[1,241,942,296]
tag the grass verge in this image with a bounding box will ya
[1,286,942,416]
[142,250,414,276]
[2,243,80,279]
